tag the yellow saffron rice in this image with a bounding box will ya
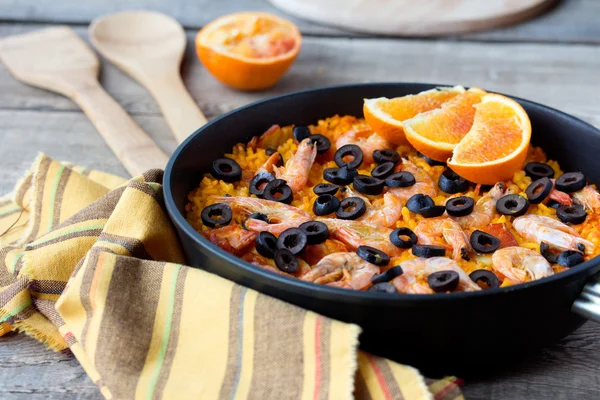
[186,115,600,282]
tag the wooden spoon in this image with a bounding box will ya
[0,26,169,176]
[90,11,207,143]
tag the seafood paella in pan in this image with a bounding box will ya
[185,86,600,294]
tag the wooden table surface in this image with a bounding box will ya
[1,0,600,398]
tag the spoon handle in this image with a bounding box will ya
[144,71,208,143]
[74,80,169,176]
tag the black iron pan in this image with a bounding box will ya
[163,83,600,375]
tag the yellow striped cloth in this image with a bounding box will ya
[0,154,463,400]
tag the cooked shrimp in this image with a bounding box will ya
[513,214,594,255]
[301,252,378,290]
[317,218,401,256]
[272,138,317,193]
[388,159,437,202]
[549,179,572,206]
[203,224,256,256]
[414,217,470,261]
[343,187,403,228]
[573,185,600,211]
[392,257,481,294]
[336,128,390,165]
[492,247,553,283]
[302,239,348,265]
[215,196,311,235]
[256,152,281,174]
[451,183,505,229]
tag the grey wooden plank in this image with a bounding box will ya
[0,0,599,43]
[1,23,600,130]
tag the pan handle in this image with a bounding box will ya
[572,274,600,323]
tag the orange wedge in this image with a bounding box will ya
[363,86,465,144]
[196,12,301,91]
[448,94,532,185]
[402,88,487,161]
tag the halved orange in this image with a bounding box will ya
[448,94,532,185]
[363,86,465,144]
[402,88,487,161]
[196,12,301,91]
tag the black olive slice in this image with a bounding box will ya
[371,162,395,179]
[525,177,552,204]
[313,183,339,196]
[470,230,500,254]
[555,172,586,193]
[367,282,397,293]
[420,152,447,167]
[371,266,404,284]
[540,241,558,264]
[438,168,469,194]
[356,245,390,266]
[336,197,367,220]
[406,194,435,214]
[446,196,475,217]
[323,165,358,185]
[293,126,311,142]
[309,134,331,154]
[211,158,242,183]
[557,204,587,225]
[556,250,584,268]
[353,175,385,195]
[469,270,500,289]
[419,205,446,218]
[277,228,308,255]
[274,248,299,273]
[496,194,530,217]
[389,227,417,249]
[385,171,416,188]
[262,179,293,204]
[256,231,278,258]
[334,144,363,169]
[201,203,232,228]
[427,270,459,292]
[524,162,554,181]
[313,194,340,216]
[249,172,275,197]
[299,221,329,245]
[412,244,445,258]
[373,149,401,165]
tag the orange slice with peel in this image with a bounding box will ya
[363,86,465,144]
[448,94,531,185]
[402,88,487,162]
[196,12,301,91]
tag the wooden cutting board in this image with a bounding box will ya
[268,0,556,36]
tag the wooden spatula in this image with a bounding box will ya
[90,11,207,143]
[0,26,169,176]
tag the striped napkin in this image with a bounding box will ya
[0,154,463,399]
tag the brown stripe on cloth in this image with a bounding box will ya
[0,277,29,306]
[152,266,188,399]
[71,247,116,277]
[23,156,51,243]
[50,167,72,228]
[371,358,404,400]
[50,187,125,229]
[0,208,22,219]
[0,247,19,286]
[247,294,306,398]
[141,169,163,183]
[33,298,65,328]
[128,181,163,205]
[218,284,246,400]
[93,255,163,399]
[29,280,66,294]
[13,175,32,207]
[78,250,102,350]
[0,198,12,207]
[25,229,104,251]
[97,233,151,260]
[354,369,372,400]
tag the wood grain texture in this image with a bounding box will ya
[0,0,599,43]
